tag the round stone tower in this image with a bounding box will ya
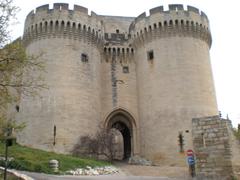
[17,3,103,153]
[130,5,218,164]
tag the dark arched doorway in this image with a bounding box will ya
[112,121,131,159]
[106,111,134,160]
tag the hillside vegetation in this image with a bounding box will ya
[0,142,110,174]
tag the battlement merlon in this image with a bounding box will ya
[25,3,91,22]
[129,4,210,32]
[26,3,209,23]
[24,3,211,44]
[24,3,103,33]
[150,4,208,21]
[132,4,209,24]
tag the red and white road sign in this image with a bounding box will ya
[187,149,194,156]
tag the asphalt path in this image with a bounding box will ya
[20,171,187,180]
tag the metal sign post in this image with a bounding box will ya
[3,139,9,180]
[186,149,196,177]
[3,128,13,180]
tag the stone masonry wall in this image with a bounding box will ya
[17,3,219,166]
[192,116,240,179]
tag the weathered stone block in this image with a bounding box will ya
[193,116,236,179]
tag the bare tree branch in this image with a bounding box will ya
[0,0,46,137]
[72,128,117,162]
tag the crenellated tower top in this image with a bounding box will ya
[23,3,104,47]
[129,4,211,48]
[23,3,212,49]
[25,3,97,27]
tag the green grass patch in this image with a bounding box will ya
[0,142,110,174]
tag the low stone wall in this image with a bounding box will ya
[192,115,239,179]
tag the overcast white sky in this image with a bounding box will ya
[10,0,240,127]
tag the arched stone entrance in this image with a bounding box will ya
[112,121,131,159]
[104,109,137,160]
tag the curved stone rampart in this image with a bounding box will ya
[130,4,211,47]
[23,3,104,46]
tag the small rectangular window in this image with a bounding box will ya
[81,53,88,62]
[123,66,129,73]
[147,50,154,60]
[15,105,20,112]
[178,132,184,153]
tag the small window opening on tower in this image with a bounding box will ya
[81,53,88,62]
[15,105,20,112]
[116,29,119,34]
[123,66,129,73]
[147,50,154,61]
[201,133,206,148]
[178,132,184,153]
[53,125,56,146]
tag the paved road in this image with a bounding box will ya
[20,171,187,180]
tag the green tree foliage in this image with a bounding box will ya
[0,0,18,47]
[0,0,45,138]
[0,41,45,108]
[0,115,25,141]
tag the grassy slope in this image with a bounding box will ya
[0,142,110,174]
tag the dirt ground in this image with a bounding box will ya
[114,162,192,179]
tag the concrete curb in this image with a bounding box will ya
[0,166,34,180]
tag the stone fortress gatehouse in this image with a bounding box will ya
[16,3,218,166]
